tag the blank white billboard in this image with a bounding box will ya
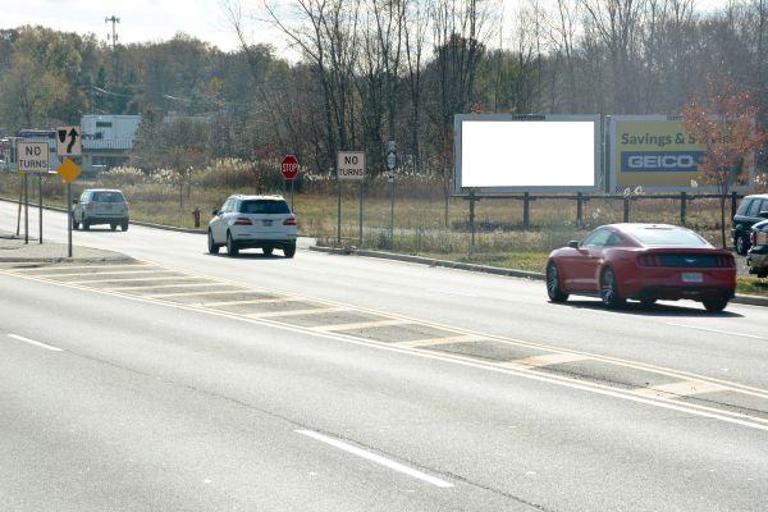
[455,115,600,193]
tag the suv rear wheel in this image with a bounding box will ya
[283,242,296,258]
[121,219,129,231]
[703,297,729,312]
[226,231,239,257]
[735,233,750,255]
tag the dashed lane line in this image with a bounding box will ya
[295,429,453,488]
[664,322,768,341]
[6,333,63,352]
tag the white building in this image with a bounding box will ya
[81,115,141,174]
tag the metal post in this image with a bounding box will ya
[290,179,295,212]
[468,189,476,256]
[67,183,73,258]
[680,191,687,226]
[523,192,530,230]
[623,197,630,223]
[358,181,363,248]
[16,173,22,236]
[731,191,738,220]
[576,192,583,228]
[38,174,43,244]
[336,176,342,246]
[389,175,395,249]
[24,173,29,244]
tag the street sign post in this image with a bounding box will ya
[281,155,299,211]
[336,151,367,247]
[386,141,397,247]
[17,141,51,245]
[57,158,82,258]
[56,126,82,157]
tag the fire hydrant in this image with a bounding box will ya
[192,207,201,228]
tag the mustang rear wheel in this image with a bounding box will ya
[703,297,728,312]
[546,261,569,303]
[600,268,625,308]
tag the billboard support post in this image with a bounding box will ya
[468,189,476,256]
[623,197,631,223]
[523,192,531,229]
[16,173,22,236]
[680,192,687,226]
[358,181,363,248]
[576,192,584,228]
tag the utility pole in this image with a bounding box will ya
[105,15,121,84]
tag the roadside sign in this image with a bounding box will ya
[386,149,397,171]
[16,141,50,173]
[56,126,82,156]
[281,154,299,181]
[337,151,366,180]
[57,158,81,183]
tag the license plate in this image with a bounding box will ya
[262,220,273,226]
[681,272,703,283]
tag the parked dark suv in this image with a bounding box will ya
[732,194,768,255]
[747,219,768,278]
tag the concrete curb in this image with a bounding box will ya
[309,245,768,307]
[309,245,545,281]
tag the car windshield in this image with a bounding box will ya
[239,200,290,214]
[91,191,125,203]
[623,226,710,247]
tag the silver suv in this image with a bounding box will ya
[72,189,130,231]
[208,195,298,257]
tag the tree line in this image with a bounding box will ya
[1,0,767,183]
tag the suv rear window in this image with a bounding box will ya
[624,226,710,247]
[736,199,753,216]
[749,199,766,216]
[91,191,125,203]
[239,200,290,214]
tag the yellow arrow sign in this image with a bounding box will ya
[57,157,81,183]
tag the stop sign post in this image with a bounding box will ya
[281,155,299,210]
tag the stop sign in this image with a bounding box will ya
[281,154,299,181]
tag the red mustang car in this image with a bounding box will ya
[546,224,736,312]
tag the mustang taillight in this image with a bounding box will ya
[283,216,297,226]
[234,217,253,225]
[716,254,735,268]
[637,254,662,267]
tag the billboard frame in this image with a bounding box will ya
[453,113,603,196]
[608,114,755,193]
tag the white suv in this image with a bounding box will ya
[72,189,130,231]
[208,195,298,258]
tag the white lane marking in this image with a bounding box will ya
[15,264,154,274]
[397,334,487,348]
[507,352,591,368]
[146,289,249,299]
[247,307,349,319]
[68,275,198,285]
[664,322,767,341]
[295,429,453,488]
[7,333,63,352]
[313,319,413,332]
[205,297,305,307]
[104,282,220,291]
[51,269,171,278]
[633,380,728,399]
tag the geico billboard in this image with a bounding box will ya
[609,115,752,192]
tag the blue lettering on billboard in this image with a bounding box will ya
[621,151,705,172]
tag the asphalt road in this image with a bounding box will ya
[1,200,768,511]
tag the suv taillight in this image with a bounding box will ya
[283,216,297,226]
[234,217,253,225]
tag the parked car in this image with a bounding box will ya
[208,194,297,258]
[72,189,130,231]
[746,219,768,278]
[732,194,768,255]
[546,223,736,312]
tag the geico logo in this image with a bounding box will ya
[627,155,696,169]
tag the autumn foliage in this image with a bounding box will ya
[682,83,767,247]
